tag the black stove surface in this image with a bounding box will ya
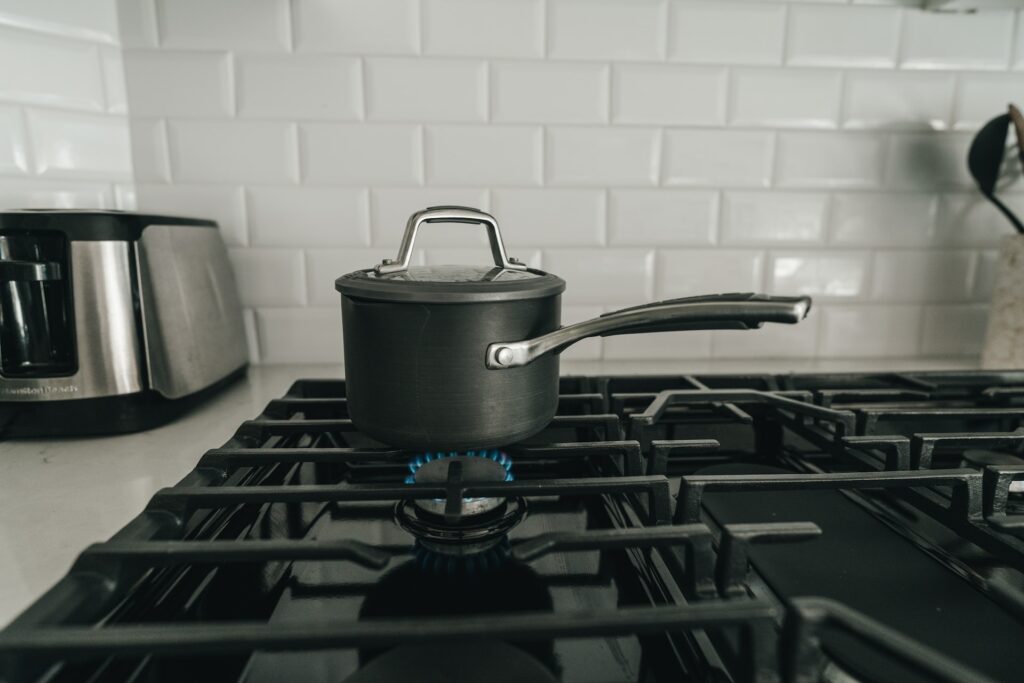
[5,371,1024,683]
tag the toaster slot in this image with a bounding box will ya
[0,231,76,377]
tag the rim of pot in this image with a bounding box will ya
[335,265,567,304]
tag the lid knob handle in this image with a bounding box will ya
[375,206,528,275]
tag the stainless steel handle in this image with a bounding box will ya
[486,293,812,369]
[375,206,528,276]
[0,259,62,282]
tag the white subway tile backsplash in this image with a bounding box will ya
[491,62,608,124]
[0,0,120,44]
[819,304,922,357]
[256,307,342,364]
[365,58,486,122]
[424,247,541,269]
[655,249,764,298]
[301,123,422,185]
[884,132,974,190]
[242,308,259,364]
[426,125,541,186]
[608,189,717,246]
[247,187,369,247]
[116,0,158,48]
[829,192,937,247]
[293,0,419,55]
[0,106,28,174]
[921,304,988,356]
[156,0,289,51]
[20,0,1006,367]
[769,251,870,299]
[900,9,1013,71]
[787,5,901,68]
[0,26,104,111]
[115,183,137,210]
[123,51,232,118]
[612,65,726,126]
[729,69,841,129]
[135,183,247,246]
[370,187,488,247]
[549,0,667,62]
[936,193,1024,248]
[662,129,774,188]
[423,0,542,58]
[490,189,604,246]
[669,1,785,65]
[1016,12,1024,71]
[603,329,712,360]
[0,179,114,210]
[546,126,658,187]
[228,248,306,307]
[101,47,127,114]
[29,108,131,179]
[872,250,976,302]
[712,308,819,359]
[305,248,399,306]
[953,74,1024,131]
[559,306,603,361]
[843,71,953,131]
[973,250,998,302]
[168,120,298,184]
[543,248,653,305]
[721,192,828,245]
[128,119,170,182]
[237,55,361,119]
[775,132,885,189]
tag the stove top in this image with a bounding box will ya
[4,371,1024,683]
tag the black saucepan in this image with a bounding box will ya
[335,206,811,450]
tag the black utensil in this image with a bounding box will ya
[967,112,1024,234]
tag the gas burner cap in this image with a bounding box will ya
[395,497,526,556]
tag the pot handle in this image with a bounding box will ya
[485,293,812,369]
[375,206,528,275]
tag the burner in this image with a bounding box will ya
[406,450,513,517]
[396,450,524,555]
[395,497,526,556]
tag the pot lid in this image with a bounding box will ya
[336,264,565,303]
[334,206,566,303]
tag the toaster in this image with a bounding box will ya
[0,210,247,436]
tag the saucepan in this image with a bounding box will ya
[335,206,811,450]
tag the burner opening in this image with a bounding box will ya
[406,450,513,518]
[396,449,525,555]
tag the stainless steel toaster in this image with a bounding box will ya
[0,210,247,436]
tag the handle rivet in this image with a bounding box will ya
[495,347,514,366]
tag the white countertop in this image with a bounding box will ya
[0,357,977,627]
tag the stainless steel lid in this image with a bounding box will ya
[334,207,566,304]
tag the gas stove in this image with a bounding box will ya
[4,371,1024,682]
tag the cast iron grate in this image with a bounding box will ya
[4,372,1024,683]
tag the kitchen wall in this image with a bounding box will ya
[0,0,132,210]
[6,0,1023,366]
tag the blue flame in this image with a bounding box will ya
[405,449,514,483]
